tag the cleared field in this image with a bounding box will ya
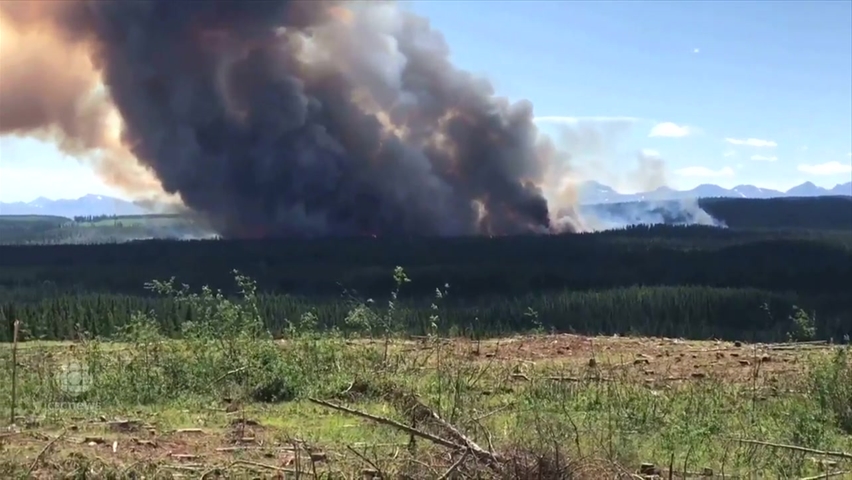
[2,333,851,479]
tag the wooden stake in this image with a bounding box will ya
[10,320,20,426]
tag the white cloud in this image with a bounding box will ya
[750,155,778,162]
[693,48,700,54]
[648,122,692,138]
[723,150,736,157]
[533,116,640,124]
[640,148,661,157]
[725,138,777,147]
[674,166,735,178]
[797,161,852,176]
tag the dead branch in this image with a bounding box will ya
[214,366,248,384]
[27,428,67,475]
[799,471,850,480]
[733,439,852,460]
[510,373,612,383]
[308,398,464,451]
[388,391,503,467]
[437,449,470,480]
[201,460,305,479]
[415,400,501,464]
[470,403,514,423]
[346,444,385,478]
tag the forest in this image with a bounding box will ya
[1,195,850,343]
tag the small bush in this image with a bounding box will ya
[72,270,364,406]
[808,345,852,434]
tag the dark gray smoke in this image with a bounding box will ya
[1,0,583,238]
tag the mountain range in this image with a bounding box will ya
[0,194,159,218]
[576,180,852,205]
[1,181,850,217]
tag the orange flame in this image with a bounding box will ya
[327,5,354,25]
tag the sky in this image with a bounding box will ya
[1,0,851,202]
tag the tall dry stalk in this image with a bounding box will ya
[10,319,20,425]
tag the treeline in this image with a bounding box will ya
[1,196,850,246]
[0,225,154,246]
[698,196,852,230]
[578,196,851,231]
[72,213,184,223]
[2,286,849,343]
[1,198,850,343]
[0,215,72,245]
[0,225,849,299]
[73,214,118,223]
[0,217,208,245]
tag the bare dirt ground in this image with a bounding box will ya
[400,333,820,385]
[2,417,321,479]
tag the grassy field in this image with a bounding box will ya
[2,282,851,479]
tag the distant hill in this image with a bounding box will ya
[0,180,850,217]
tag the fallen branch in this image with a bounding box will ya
[734,439,852,460]
[799,471,850,480]
[510,373,612,383]
[401,394,503,466]
[214,366,247,384]
[308,398,463,451]
[230,459,301,473]
[215,445,297,453]
[175,428,205,434]
[348,442,412,451]
[769,340,829,349]
[200,460,304,479]
[27,428,67,475]
[470,403,514,423]
[346,445,385,479]
[437,449,470,480]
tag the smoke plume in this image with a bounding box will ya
[1,0,592,237]
[538,118,722,231]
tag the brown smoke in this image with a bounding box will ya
[0,3,174,200]
[0,0,583,237]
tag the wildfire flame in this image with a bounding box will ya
[327,6,354,25]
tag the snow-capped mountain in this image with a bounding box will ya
[728,185,785,198]
[1,181,850,217]
[576,181,851,205]
[0,194,149,217]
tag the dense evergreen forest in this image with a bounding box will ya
[0,196,850,343]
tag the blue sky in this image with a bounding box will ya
[1,0,850,202]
